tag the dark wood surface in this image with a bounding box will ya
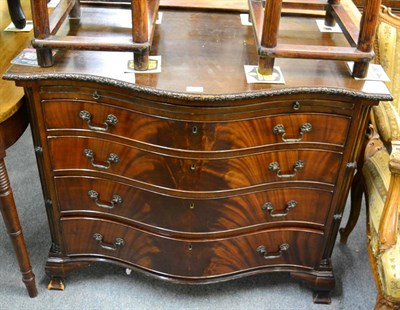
[5,1,391,98]
[3,3,392,304]
[0,0,37,297]
[160,0,248,11]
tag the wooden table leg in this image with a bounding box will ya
[259,0,282,75]
[0,157,38,297]
[325,0,340,27]
[132,0,149,71]
[353,0,382,78]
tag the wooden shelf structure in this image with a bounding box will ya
[31,0,160,70]
[248,0,382,78]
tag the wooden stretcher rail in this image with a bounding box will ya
[31,0,160,70]
[34,36,150,51]
[248,0,381,78]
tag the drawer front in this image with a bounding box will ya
[48,137,343,189]
[55,176,333,232]
[42,100,350,150]
[61,218,324,278]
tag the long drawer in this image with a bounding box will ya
[61,218,325,278]
[54,176,333,232]
[42,99,351,150]
[48,136,343,190]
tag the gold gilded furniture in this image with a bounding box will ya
[0,0,37,297]
[31,0,160,70]
[248,0,382,78]
[353,0,400,12]
[340,5,400,309]
[4,2,391,304]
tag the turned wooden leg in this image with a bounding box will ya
[30,0,53,67]
[257,0,282,75]
[339,170,364,244]
[69,0,81,18]
[132,0,149,71]
[324,0,340,27]
[258,57,275,76]
[134,50,149,71]
[36,48,54,68]
[0,158,38,297]
[352,0,382,78]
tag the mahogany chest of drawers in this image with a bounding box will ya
[4,8,392,304]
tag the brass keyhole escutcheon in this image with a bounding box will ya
[192,126,198,134]
[190,163,197,171]
[92,91,100,100]
[293,101,301,110]
[188,244,193,251]
[189,202,195,209]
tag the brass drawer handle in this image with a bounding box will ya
[84,149,119,170]
[273,123,312,143]
[262,200,297,217]
[88,190,122,209]
[79,110,118,132]
[256,243,289,260]
[268,160,305,178]
[93,233,124,251]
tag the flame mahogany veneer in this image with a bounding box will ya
[4,6,392,304]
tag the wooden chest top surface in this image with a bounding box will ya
[4,5,391,102]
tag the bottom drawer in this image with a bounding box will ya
[61,218,325,279]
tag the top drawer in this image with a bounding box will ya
[42,100,351,150]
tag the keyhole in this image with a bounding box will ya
[93,91,100,100]
[188,244,193,251]
[192,126,198,134]
[189,202,195,209]
[293,101,301,110]
[190,163,197,171]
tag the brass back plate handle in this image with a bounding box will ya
[257,243,289,260]
[268,160,305,178]
[79,110,118,132]
[93,233,124,251]
[273,123,312,143]
[262,200,298,217]
[88,190,122,209]
[84,149,119,170]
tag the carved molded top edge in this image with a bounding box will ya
[3,72,393,102]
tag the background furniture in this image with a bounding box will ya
[4,2,391,304]
[7,0,26,29]
[247,0,381,78]
[340,5,400,309]
[30,0,160,70]
[160,0,247,11]
[353,0,400,12]
[0,0,37,297]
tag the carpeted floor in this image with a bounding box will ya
[0,127,375,310]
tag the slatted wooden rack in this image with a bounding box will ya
[31,0,159,70]
[248,0,382,78]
